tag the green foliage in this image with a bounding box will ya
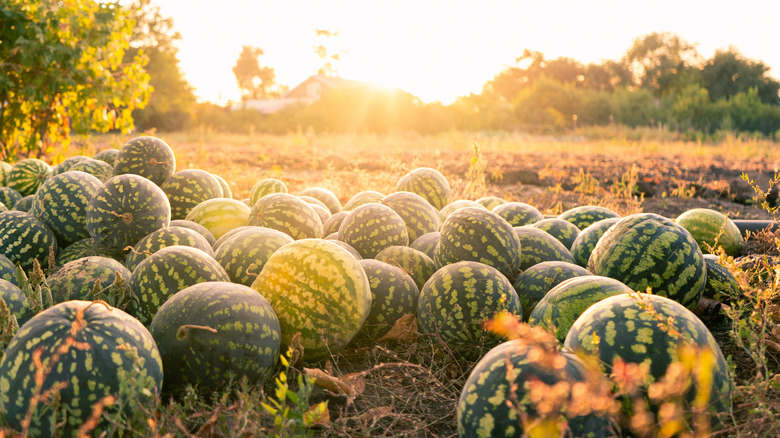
[701,48,780,105]
[233,46,286,100]
[0,0,151,159]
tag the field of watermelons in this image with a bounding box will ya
[2,130,780,437]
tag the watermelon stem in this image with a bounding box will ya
[176,324,218,340]
[110,211,134,224]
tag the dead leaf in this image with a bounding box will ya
[377,314,418,343]
[304,401,330,427]
[304,367,365,405]
[288,332,304,366]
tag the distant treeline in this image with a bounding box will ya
[146,32,780,139]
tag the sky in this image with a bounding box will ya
[151,0,780,105]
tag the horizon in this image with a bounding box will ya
[148,0,780,105]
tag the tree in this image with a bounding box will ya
[700,48,780,105]
[0,0,151,159]
[313,29,344,77]
[623,32,701,95]
[232,45,285,100]
[125,0,196,132]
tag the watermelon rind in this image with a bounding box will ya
[112,136,176,186]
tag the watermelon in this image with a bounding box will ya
[11,194,33,212]
[309,203,332,226]
[475,195,507,210]
[0,279,28,325]
[356,259,419,341]
[417,261,521,356]
[248,193,322,240]
[0,211,58,270]
[322,211,349,237]
[0,253,18,285]
[410,231,440,260]
[375,245,437,292]
[564,293,732,428]
[249,178,287,206]
[529,275,632,342]
[513,261,592,321]
[130,245,230,325]
[212,225,257,251]
[0,203,6,213]
[160,169,223,220]
[52,155,90,175]
[113,136,176,186]
[569,218,621,267]
[46,256,133,303]
[213,227,293,286]
[68,157,114,182]
[703,255,742,303]
[185,198,251,240]
[434,207,521,280]
[458,339,612,438]
[170,219,217,246]
[558,205,621,230]
[675,208,745,256]
[0,300,163,437]
[0,187,22,210]
[513,226,576,271]
[328,240,363,260]
[343,190,385,211]
[395,167,450,210]
[529,218,581,249]
[588,213,706,310]
[250,239,371,362]
[381,191,441,242]
[7,158,52,196]
[211,173,232,199]
[30,170,103,246]
[56,237,126,266]
[337,203,409,259]
[150,281,281,394]
[125,226,214,272]
[86,174,171,253]
[298,187,342,214]
[0,162,12,186]
[92,148,119,166]
[492,201,544,227]
[439,199,486,222]
[298,195,329,211]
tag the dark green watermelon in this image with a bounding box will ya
[86,174,172,253]
[438,200,486,222]
[513,226,576,271]
[113,136,176,186]
[529,218,581,250]
[322,211,349,237]
[125,226,214,272]
[30,170,103,246]
[343,190,385,211]
[338,203,409,259]
[356,259,419,341]
[52,155,90,175]
[569,218,621,268]
[46,256,133,304]
[150,281,281,394]
[249,178,287,206]
[0,210,58,270]
[93,148,119,166]
[213,227,294,286]
[410,231,440,260]
[68,157,115,182]
[558,205,621,230]
[11,194,34,212]
[160,169,223,220]
[475,195,507,210]
[381,191,441,242]
[395,167,450,210]
[0,253,18,285]
[703,255,742,303]
[248,193,322,240]
[56,237,126,266]
[0,278,28,325]
[375,245,437,292]
[7,158,52,196]
[0,187,22,210]
[0,300,163,437]
[169,219,217,246]
[492,201,544,227]
[513,261,591,321]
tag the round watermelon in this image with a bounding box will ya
[11,195,33,212]
[160,169,223,220]
[52,155,90,175]
[569,218,621,268]
[150,281,281,394]
[558,205,621,230]
[375,245,437,292]
[92,148,119,166]
[0,253,18,286]
[0,278,29,325]
[0,162,13,186]
[46,256,133,306]
[343,190,385,211]
[322,211,349,237]
[410,231,440,260]
[438,199,486,222]
[0,187,22,210]
[513,226,576,271]
[184,198,250,240]
[213,227,293,286]
[475,195,507,210]
[211,173,232,199]
[55,237,126,266]
[249,178,287,206]
[356,259,419,341]
[248,193,323,240]
[395,167,450,210]
[298,187,342,214]
[675,208,744,257]
[381,191,441,243]
[124,226,214,272]
[113,136,176,186]
[7,158,52,196]
[250,239,371,362]
[703,255,742,303]
[513,261,592,321]
[492,201,544,227]
[169,219,217,246]
[337,203,409,258]
[0,210,58,270]
[529,218,581,250]
[68,158,114,182]
[30,170,103,246]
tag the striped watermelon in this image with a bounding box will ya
[328,240,363,260]
[68,158,114,182]
[250,239,371,362]
[475,195,507,210]
[248,193,323,240]
[0,253,18,286]
[212,225,257,251]
[160,169,223,220]
[86,174,171,253]
[150,281,281,394]
[185,198,251,240]
[46,256,133,304]
[298,195,329,211]
[492,201,544,227]
[0,203,6,213]
[0,211,58,270]
[0,162,12,186]
[530,218,581,249]
[703,255,742,303]
[343,190,385,211]
[513,226,576,271]
[55,237,126,266]
[322,211,349,237]
[439,199,486,222]
[434,207,521,280]
[588,213,706,309]
[298,187,342,214]
[564,293,732,429]
[113,136,176,186]
[131,245,230,325]
[30,170,103,246]
[513,261,592,321]
[529,275,632,342]
[558,205,621,230]
[0,300,163,437]
[124,226,214,272]
[170,219,217,246]
[375,245,437,292]
[675,208,745,257]
[458,339,611,438]
[395,167,450,210]
[381,191,441,242]
[213,227,293,286]
[249,178,287,206]
[7,158,52,196]
[0,187,22,210]
[11,195,33,212]
[337,203,409,258]
[569,218,621,267]
[356,259,419,341]
[0,279,28,325]
[52,155,90,175]
[211,173,232,199]
[92,148,119,166]
[410,231,440,260]
[308,203,332,226]
[417,261,521,356]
